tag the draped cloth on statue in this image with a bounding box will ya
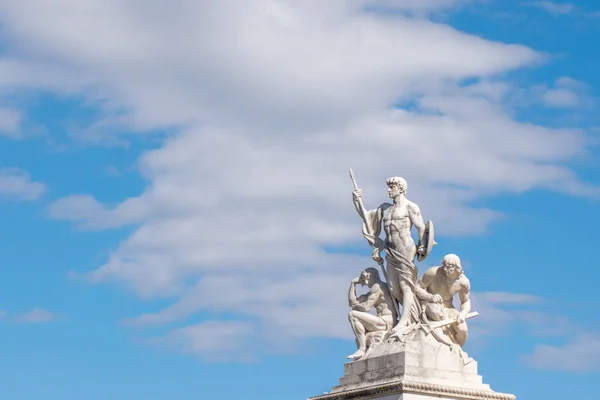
[361,203,421,325]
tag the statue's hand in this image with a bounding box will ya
[431,294,443,304]
[457,312,467,324]
[372,249,383,264]
[417,245,426,256]
[351,277,361,284]
[352,189,362,202]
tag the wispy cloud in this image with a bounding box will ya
[14,307,56,324]
[529,1,576,15]
[544,88,580,108]
[473,292,597,372]
[467,292,579,344]
[127,289,577,361]
[542,77,594,109]
[0,108,21,138]
[527,1,600,19]
[524,333,600,372]
[147,321,256,362]
[511,76,597,112]
[0,168,46,201]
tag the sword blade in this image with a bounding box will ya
[428,311,479,330]
[348,167,359,190]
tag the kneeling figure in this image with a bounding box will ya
[417,254,471,347]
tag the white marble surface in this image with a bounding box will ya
[351,172,434,339]
[347,268,397,361]
[417,254,472,349]
[333,330,488,394]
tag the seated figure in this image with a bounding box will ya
[347,267,397,360]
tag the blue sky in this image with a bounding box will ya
[0,1,599,399]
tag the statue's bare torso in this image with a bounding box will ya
[352,178,426,337]
[371,283,395,318]
[418,264,472,347]
[422,267,469,309]
[382,201,418,258]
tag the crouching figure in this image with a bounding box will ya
[417,254,472,347]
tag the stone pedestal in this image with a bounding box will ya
[309,333,515,400]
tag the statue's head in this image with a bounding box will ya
[360,267,380,287]
[441,254,463,279]
[386,176,407,198]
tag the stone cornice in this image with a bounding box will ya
[309,381,516,400]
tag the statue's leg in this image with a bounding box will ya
[454,322,468,347]
[351,310,388,332]
[348,311,366,351]
[348,312,362,350]
[398,242,417,329]
[384,260,400,303]
[347,311,388,359]
[386,244,417,337]
[452,322,473,363]
[443,308,467,347]
[396,281,414,330]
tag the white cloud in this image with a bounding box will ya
[555,77,585,89]
[49,195,129,229]
[131,289,563,359]
[0,168,45,201]
[472,292,544,306]
[0,108,21,138]
[528,1,600,19]
[524,333,600,372]
[541,77,594,109]
[0,1,596,355]
[125,268,359,338]
[543,88,580,108]
[467,292,576,343]
[14,307,56,323]
[0,0,539,131]
[148,321,256,362]
[529,1,576,15]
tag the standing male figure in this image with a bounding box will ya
[352,176,427,338]
[347,268,397,360]
[417,253,471,347]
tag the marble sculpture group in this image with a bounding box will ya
[347,170,478,363]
